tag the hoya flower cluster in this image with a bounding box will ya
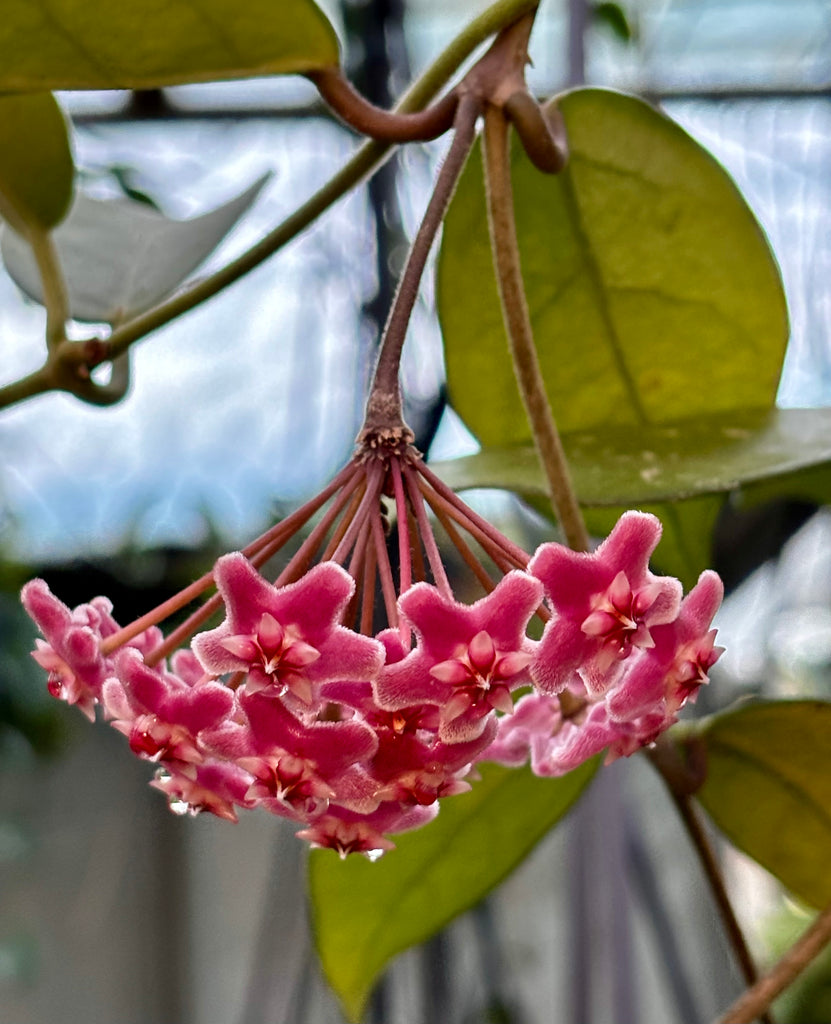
[22,444,722,859]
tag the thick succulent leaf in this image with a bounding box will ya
[0,0,339,91]
[308,759,597,1023]
[438,88,788,447]
[432,409,831,507]
[0,93,73,234]
[432,409,831,585]
[1,176,268,323]
[693,701,831,909]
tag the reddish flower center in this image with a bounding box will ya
[242,753,332,816]
[129,715,201,765]
[430,630,531,722]
[582,571,660,659]
[222,613,321,703]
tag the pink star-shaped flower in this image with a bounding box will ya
[480,692,563,768]
[193,554,384,706]
[106,648,235,769]
[606,570,724,722]
[233,692,380,818]
[21,580,161,721]
[296,802,438,859]
[374,570,543,743]
[528,512,682,697]
[151,760,252,823]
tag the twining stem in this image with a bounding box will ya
[716,900,831,1024]
[362,94,481,435]
[308,68,458,142]
[481,105,590,553]
[649,740,772,1024]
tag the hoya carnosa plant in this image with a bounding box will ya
[19,13,725,861]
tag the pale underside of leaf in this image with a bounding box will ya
[431,408,831,586]
[0,175,269,323]
[0,0,339,91]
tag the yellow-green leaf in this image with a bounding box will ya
[0,0,339,91]
[438,88,788,447]
[694,701,831,908]
[308,759,597,1022]
[431,408,831,585]
[0,93,73,234]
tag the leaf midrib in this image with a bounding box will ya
[558,158,650,425]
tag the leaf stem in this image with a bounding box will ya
[716,900,831,1024]
[0,364,53,407]
[28,228,69,350]
[648,740,773,1024]
[481,106,590,552]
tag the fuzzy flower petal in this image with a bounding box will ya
[193,554,384,704]
[374,570,543,743]
[529,512,683,696]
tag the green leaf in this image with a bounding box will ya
[1,175,268,323]
[438,88,788,448]
[0,93,73,234]
[694,701,831,909]
[309,759,597,1022]
[0,0,339,91]
[432,409,831,507]
[591,2,633,42]
[431,408,831,585]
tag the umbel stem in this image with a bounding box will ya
[361,94,482,441]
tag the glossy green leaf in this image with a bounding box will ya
[432,408,831,585]
[694,701,831,908]
[438,88,788,447]
[309,759,597,1022]
[0,93,73,234]
[0,0,339,91]
[432,409,831,507]
[1,176,268,323]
